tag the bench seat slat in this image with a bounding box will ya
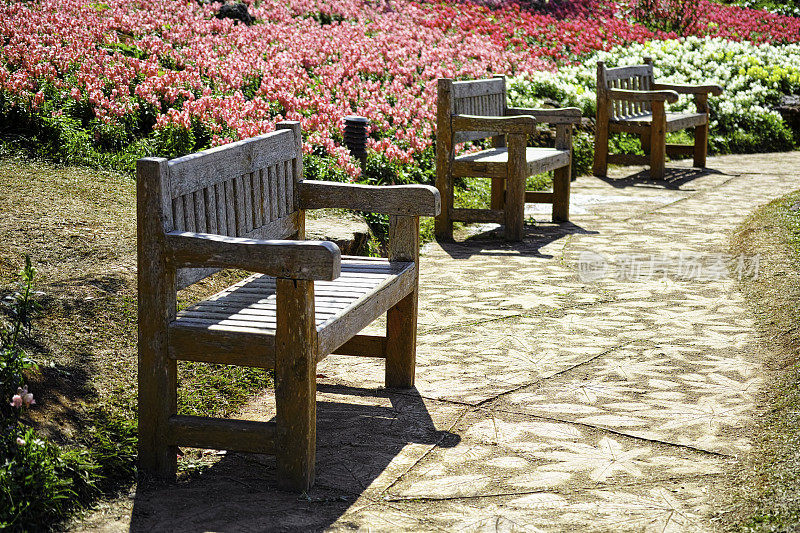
[452,147,570,178]
[610,112,707,133]
[167,129,297,199]
[169,258,415,366]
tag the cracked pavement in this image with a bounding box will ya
[91,154,800,532]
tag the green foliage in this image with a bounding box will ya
[0,86,214,174]
[610,132,646,156]
[303,152,351,182]
[362,151,398,186]
[712,112,795,154]
[510,38,800,158]
[731,191,800,531]
[0,425,97,531]
[1,256,39,424]
[453,176,491,209]
[571,130,594,177]
[0,259,92,531]
[725,0,800,17]
[78,410,138,494]
[103,41,148,60]
[0,259,138,531]
[0,410,138,532]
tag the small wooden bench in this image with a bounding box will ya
[137,121,440,491]
[593,57,723,179]
[435,76,581,241]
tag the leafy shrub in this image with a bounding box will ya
[571,131,594,176]
[0,425,97,531]
[78,410,137,494]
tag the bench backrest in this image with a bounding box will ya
[597,58,654,119]
[438,77,508,144]
[142,121,304,289]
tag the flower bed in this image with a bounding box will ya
[508,37,800,155]
[0,0,798,177]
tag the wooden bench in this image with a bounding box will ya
[137,121,440,491]
[435,76,581,241]
[593,57,723,180]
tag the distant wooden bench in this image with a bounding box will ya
[593,57,723,179]
[435,76,581,241]
[137,121,440,491]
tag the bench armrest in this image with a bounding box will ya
[298,180,441,217]
[606,88,679,104]
[166,231,341,281]
[652,83,723,96]
[451,114,537,134]
[505,107,582,124]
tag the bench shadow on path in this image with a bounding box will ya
[129,385,459,532]
[596,166,730,190]
[438,221,598,260]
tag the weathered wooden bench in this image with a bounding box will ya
[593,57,723,180]
[435,76,581,241]
[137,121,440,491]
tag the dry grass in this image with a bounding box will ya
[0,155,273,442]
[727,190,800,531]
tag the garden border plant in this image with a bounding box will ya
[0,257,98,531]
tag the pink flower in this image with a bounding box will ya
[23,392,35,406]
[0,0,795,170]
[16,437,25,446]
[10,385,34,408]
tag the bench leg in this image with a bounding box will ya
[505,175,525,241]
[693,123,708,168]
[505,134,526,241]
[275,278,317,491]
[553,165,571,222]
[434,170,453,241]
[649,102,667,180]
[694,93,710,169]
[138,353,178,481]
[593,123,609,177]
[386,289,418,388]
[137,237,177,481]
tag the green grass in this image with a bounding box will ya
[729,190,800,531]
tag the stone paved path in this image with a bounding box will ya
[91,154,800,532]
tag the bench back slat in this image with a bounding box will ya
[151,123,303,289]
[598,60,655,120]
[167,130,297,198]
[602,64,653,83]
[446,78,507,143]
[165,129,301,239]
